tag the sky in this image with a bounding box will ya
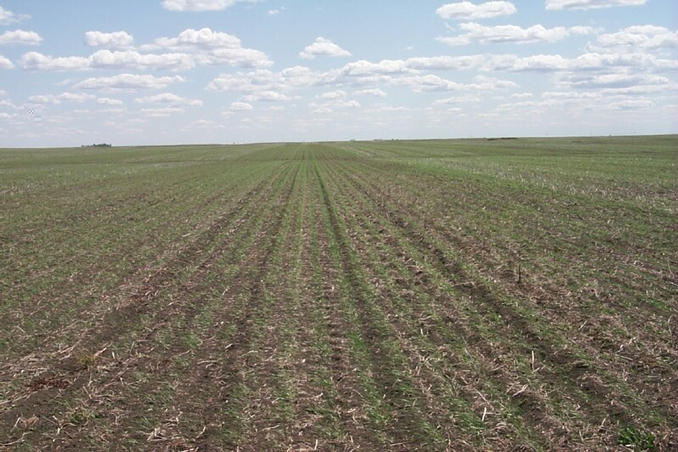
[0,0,676,147]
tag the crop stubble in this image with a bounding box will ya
[1,137,676,450]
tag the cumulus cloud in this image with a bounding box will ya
[299,37,351,59]
[21,52,90,71]
[609,99,652,110]
[436,1,517,20]
[135,92,203,106]
[28,92,95,104]
[27,95,58,105]
[162,0,246,11]
[207,59,518,104]
[0,6,29,25]
[153,28,241,49]
[395,73,517,92]
[58,92,96,103]
[594,25,678,51]
[85,31,134,49]
[208,69,280,92]
[204,45,675,118]
[230,101,253,111]
[433,94,482,105]
[494,90,660,118]
[316,90,346,100]
[406,55,487,71]
[0,30,43,46]
[355,88,387,97]
[97,97,124,106]
[149,28,272,67]
[141,107,184,117]
[487,52,678,72]
[559,72,670,90]
[546,0,646,10]
[309,98,361,114]
[341,59,412,76]
[242,90,291,102]
[437,23,594,45]
[89,50,195,70]
[74,74,185,90]
[20,50,195,71]
[0,54,13,69]
[207,62,400,100]
[20,29,270,72]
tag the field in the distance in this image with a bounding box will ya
[1,136,676,450]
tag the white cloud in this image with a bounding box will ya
[433,94,482,105]
[559,72,670,90]
[316,90,346,100]
[355,88,387,97]
[0,30,43,46]
[299,37,351,59]
[406,55,486,70]
[493,91,658,116]
[208,69,278,92]
[85,31,134,49]
[0,55,13,69]
[594,25,678,51]
[341,59,412,76]
[436,1,517,20]
[541,91,602,100]
[0,6,29,25]
[27,95,57,105]
[203,47,272,68]
[207,66,335,98]
[336,100,360,108]
[149,28,272,67]
[28,92,95,104]
[162,0,236,10]
[183,119,225,130]
[609,99,652,110]
[153,28,241,49]
[97,97,124,106]
[546,0,646,10]
[21,52,90,71]
[89,50,195,70]
[268,9,281,15]
[59,92,96,103]
[309,98,361,114]
[0,99,18,109]
[487,52,678,72]
[280,65,334,87]
[207,58,521,103]
[135,92,203,106]
[395,73,516,92]
[75,74,185,90]
[242,90,291,102]
[437,23,594,45]
[141,107,184,117]
[203,48,674,120]
[230,101,253,111]
[20,50,195,71]
[21,29,270,72]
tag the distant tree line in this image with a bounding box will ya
[82,143,112,148]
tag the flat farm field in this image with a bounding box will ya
[1,136,677,450]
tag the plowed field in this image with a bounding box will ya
[1,136,677,450]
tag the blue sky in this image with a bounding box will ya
[0,0,676,146]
